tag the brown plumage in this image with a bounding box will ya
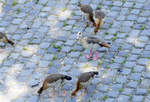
[78,3,96,26]
[0,32,14,46]
[94,10,105,34]
[37,74,72,95]
[71,71,98,96]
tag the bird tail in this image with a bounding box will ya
[64,75,72,80]
[93,71,99,75]
[7,39,14,45]
[99,43,110,48]
[71,81,80,96]
[37,81,47,95]
[89,14,96,27]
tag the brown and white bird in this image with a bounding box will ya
[0,32,14,46]
[93,10,105,34]
[77,32,110,60]
[71,71,99,97]
[78,3,96,26]
[37,74,72,96]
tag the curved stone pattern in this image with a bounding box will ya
[0,0,150,102]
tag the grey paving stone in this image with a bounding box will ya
[136,88,147,95]
[123,2,133,8]
[122,88,134,95]
[130,73,141,80]
[117,95,129,102]
[132,95,144,102]
[47,47,57,54]
[127,81,138,88]
[120,68,131,75]
[137,58,149,65]
[69,52,80,58]
[62,46,72,53]
[127,15,137,20]
[12,19,23,24]
[98,85,109,92]
[39,61,50,67]
[127,55,138,61]
[133,65,145,72]
[40,42,50,49]
[131,9,140,15]
[105,98,115,102]
[61,65,72,71]
[29,79,39,87]
[116,76,127,84]
[28,95,40,102]
[124,62,136,68]
[141,79,150,88]
[47,67,58,74]
[108,90,119,98]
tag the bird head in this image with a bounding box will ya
[76,31,82,40]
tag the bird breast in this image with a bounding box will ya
[80,77,93,87]
[94,17,104,25]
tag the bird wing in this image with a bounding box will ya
[78,72,93,82]
[45,74,64,83]
[87,37,101,44]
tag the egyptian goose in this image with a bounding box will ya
[78,3,96,26]
[76,32,110,60]
[94,10,105,34]
[71,71,99,96]
[37,74,72,96]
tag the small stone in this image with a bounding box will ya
[108,91,119,98]
[132,95,144,102]
[118,95,129,102]
[39,61,50,67]
[28,95,40,102]
[29,79,39,87]
[127,81,138,88]
[136,88,147,95]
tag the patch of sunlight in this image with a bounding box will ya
[23,45,39,53]
[57,9,71,20]
[0,2,3,13]
[7,78,28,100]
[146,61,150,71]
[0,49,9,64]
[10,64,24,74]
[102,74,107,78]
[0,77,28,101]
[127,37,140,45]
[79,63,98,73]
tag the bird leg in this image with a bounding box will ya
[82,87,87,96]
[61,87,66,97]
[86,49,93,58]
[93,50,98,60]
[52,87,56,97]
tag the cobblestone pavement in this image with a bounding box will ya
[0,0,150,102]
